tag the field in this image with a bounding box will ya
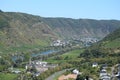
[104,39,120,48]
[45,49,84,63]
[61,49,84,58]
[0,73,18,80]
[0,43,47,55]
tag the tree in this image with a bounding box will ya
[76,74,84,80]
[24,52,31,62]
[85,76,89,80]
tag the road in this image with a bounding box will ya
[45,69,67,80]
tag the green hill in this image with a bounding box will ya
[80,28,120,64]
[0,11,120,54]
[92,27,120,49]
[42,18,120,39]
[0,12,57,54]
[100,28,120,49]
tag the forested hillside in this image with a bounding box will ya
[43,18,120,39]
[0,12,57,54]
[80,28,120,64]
[0,11,120,54]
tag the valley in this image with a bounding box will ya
[0,11,120,80]
[0,11,120,54]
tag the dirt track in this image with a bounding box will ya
[58,74,77,80]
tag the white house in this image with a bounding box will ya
[12,69,21,74]
[73,69,79,75]
[92,62,98,67]
[116,71,120,77]
[100,69,107,77]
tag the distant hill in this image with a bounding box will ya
[42,18,120,39]
[0,11,120,54]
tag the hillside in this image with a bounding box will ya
[0,12,57,54]
[91,27,120,50]
[99,28,120,49]
[43,18,120,39]
[80,28,120,64]
[0,11,120,54]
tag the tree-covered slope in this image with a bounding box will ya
[0,11,120,54]
[0,12,57,54]
[43,18,120,39]
[92,27,120,49]
[80,28,120,64]
[103,28,120,41]
[98,28,120,49]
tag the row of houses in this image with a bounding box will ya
[97,63,111,80]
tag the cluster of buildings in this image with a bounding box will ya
[80,38,98,43]
[50,37,99,47]
[100,68,111,80]
[80,38,99,47]
[99,64,120,80]
[25,60,58,76]
[92,63,111,80]
[8,66,21,74]
[51,40,69,47]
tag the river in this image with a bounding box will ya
[12,50,58,62]
[31,50,58,57]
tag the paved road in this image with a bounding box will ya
[45,69,66,80]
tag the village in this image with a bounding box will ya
[51,37,99,47]
[8,59,120,80]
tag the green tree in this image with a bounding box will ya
[76,75,84,80]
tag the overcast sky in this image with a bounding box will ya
[0,0,120,20]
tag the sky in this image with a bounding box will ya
[0,0,120,20]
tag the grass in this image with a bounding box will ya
[46,49,84,63]
[0,73,18,80]
[104,39,120,48]
[61,49,84,58]
[0,36,49,54]
[34,39,50,46]
[0,44,46,55]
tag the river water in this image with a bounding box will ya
[12,50,58,62]
[31,50,58,57]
